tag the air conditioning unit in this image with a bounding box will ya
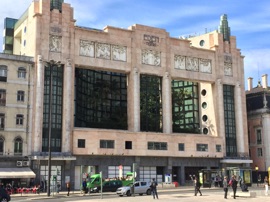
[16,161,23,167]
[23,161,30,166]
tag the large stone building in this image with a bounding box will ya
[1,0,252,189]
[0,53,35,187]
[246,75,270,175]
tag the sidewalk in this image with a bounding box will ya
[10,185,270,201]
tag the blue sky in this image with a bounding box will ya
[0,0,269,89]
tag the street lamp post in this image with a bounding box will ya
[46,61,53,197]
[255,166,259,187]
[46,60,61,197]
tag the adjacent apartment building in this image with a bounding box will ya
[246,75,270,174]
[1,0,252,189]
[0,53,35,187]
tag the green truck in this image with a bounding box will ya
[86,172,135,190]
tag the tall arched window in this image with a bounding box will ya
[14,137,23,155]
[0,137,4,155]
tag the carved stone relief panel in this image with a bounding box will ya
[144,34,159,47]
[174,55,186,70]
[49,35,62,52]
[224,62,232,76]
[186,57,199,71]
[142,50,161,66]
[199,59,212,73]
[224,55,232,63]
[79,40,95,57]
[112,45,127,61]
[96,42,111,60]
[224,54,232,76]
[50,26,62,34]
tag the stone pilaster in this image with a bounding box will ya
[235,82,245,153]
[162,72,172,133]
[262,114,270,169]
[129,67,140,132]
[33,55,44,153]
[62,58,73,153]
[216,79,225,149]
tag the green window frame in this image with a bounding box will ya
[172,80,200,133]
[196,144,208,152]
[100,140,114,149]
[178,143,185,151]
[223,85,237,157]
[74,68,128,130]
[140,75,162,132]
[148,142,167,150]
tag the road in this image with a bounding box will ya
[10,185,270,202]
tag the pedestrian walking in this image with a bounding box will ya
[258,174,262,186]
[238,176,242,188]
[150,178,158,199]
[230,175,237,199]
[57,182,60,193]
[66,181,70,196]
[223,176,228,199]
[82,179,87,196]
[264,176,269,195]
[194,176,202,196]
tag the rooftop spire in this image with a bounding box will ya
[50,0,64,12]
[218,14,231,42]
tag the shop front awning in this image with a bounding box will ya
[0,167,36,179]
[220,159,253,164]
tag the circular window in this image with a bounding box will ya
[201,89,207,96]
[199,40,205,47]
[202,102,207,109]
[203,128,209,135]
[202,115,208,122]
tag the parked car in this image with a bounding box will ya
[91,180,123,193]
[116,181,151,197]
[0,187,11,202]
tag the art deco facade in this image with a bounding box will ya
[2,0,251,189]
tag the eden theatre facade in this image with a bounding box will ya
[3,0,252,189]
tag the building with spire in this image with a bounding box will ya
[0,0,252,189]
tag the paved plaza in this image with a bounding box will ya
[11,185,270,202]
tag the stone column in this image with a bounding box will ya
[134,156,141,180]
[26,63,34,155]
[62,59,73,153]
[262,114,270,169]
[162,72,172,133]
[216,79,225,139]
[129,68,140,132]
[33,55,44,153]
[166,157,173,175]
[235,82,245,153]
[180,165,185,185]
